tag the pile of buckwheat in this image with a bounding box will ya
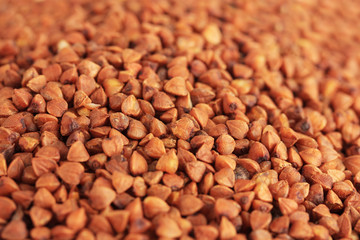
[1,0,360,239]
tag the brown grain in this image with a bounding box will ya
[0,0,360,238]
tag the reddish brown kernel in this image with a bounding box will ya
[67,140,90,162]
[46,98,68,117]
[57,162,84,185]
[1,0,360,238]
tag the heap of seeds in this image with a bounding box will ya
[1,0,360,239]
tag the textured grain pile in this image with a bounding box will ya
[1,0,360,239]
